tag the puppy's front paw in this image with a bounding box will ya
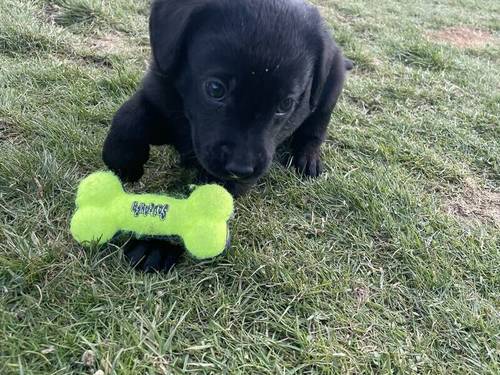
[124,239,184,272]
[102,151,146,182]
[102,138,149,182]
[293,149,323,178]
[114,165,144,183]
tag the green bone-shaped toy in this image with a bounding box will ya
[70,171,234,259]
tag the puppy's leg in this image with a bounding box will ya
[103,91,166,182]
[103,92,186,271]
[291,110,333,177]
[291,47,349,178]
[292,56,347,177]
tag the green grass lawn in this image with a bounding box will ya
[1,0,499,373]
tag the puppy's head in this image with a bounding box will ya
[150,0,340,182]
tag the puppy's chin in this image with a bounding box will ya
[194,155,260,187]
[192,141,270,186]
[200,162,259,184]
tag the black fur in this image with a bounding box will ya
[103,0,351,271]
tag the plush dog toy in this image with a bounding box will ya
[70,171,234,260]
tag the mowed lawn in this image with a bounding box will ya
[1,0,499,373]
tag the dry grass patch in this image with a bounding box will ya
[446,178,500,227]
[0,120,22,144]
[89,32,128,54]
[42,3,61,25]
[427,27,496,49]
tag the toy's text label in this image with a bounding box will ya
[131,202,169,220]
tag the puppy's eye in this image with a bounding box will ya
[205,79,226,100]
[276,98,294,115]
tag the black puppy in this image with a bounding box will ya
[102,0,352,271]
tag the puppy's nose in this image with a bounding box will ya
[225,162,255,179]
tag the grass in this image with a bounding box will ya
[1,0,499,373]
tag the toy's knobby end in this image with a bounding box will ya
[183,223,229,260]
[70,208,117,246]
[75,171,124,208]
[71,171,123,246]
[182,185,233,260]
[188,184,234,220]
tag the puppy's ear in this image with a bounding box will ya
[150,0,209,77]
[309,28,338,113]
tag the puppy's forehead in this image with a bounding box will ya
[186,0,316,86]
[188,32,313,92]
[191,35,308,72]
